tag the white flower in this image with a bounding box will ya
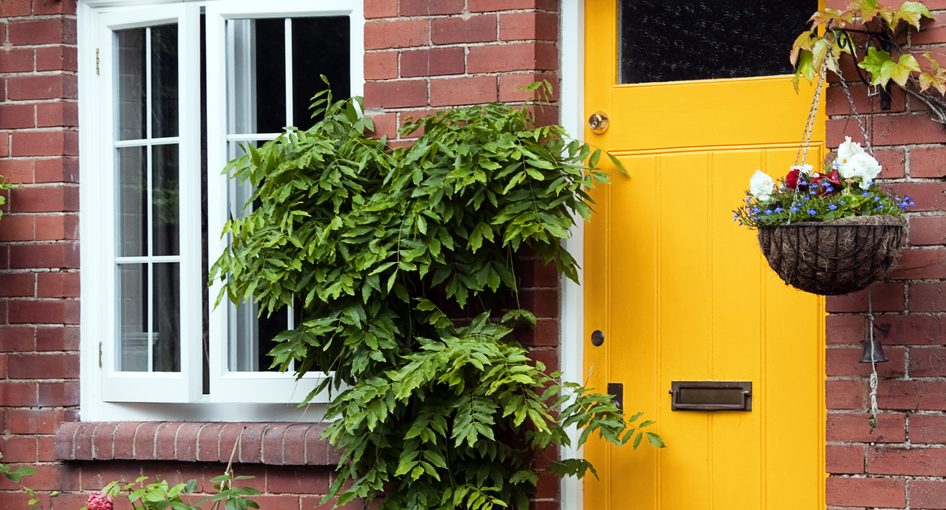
[791,164,816,177]
[838,152,882,189]
[836,136,865,167]
[749,170,776,202]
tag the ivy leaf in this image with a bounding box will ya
[793,50,815,92]
[858,47,896,87]
[920,53,946,94]
[887,53,921,87]
[893,1,932,29]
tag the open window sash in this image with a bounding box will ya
[95,5,202,402]
[205,0,364,403]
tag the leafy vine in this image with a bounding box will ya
[211,82,661,510]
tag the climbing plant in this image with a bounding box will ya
[211,81,662,510]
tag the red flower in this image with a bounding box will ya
[786,168,801,189]
[812,170,842,193]
[87,492,113,510]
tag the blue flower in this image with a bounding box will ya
[862,191,871,197]
[839,200,846,205]
[791,206,800,213]
[874,196,880,201]
[828,204,838,210]
[825,186,834,192]
[878,204,884,209]
[808,208,817,215]
[779,185,786,190]
[764,210,773,215]
[774,206,783,213]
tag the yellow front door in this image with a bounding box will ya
[583,1,827,509]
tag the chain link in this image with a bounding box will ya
[795,57,829,167]
[837,57,876,155]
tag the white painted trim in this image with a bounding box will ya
[559,2,585,510]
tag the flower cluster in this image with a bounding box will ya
[87,492,114,510]
[734,138,914,228]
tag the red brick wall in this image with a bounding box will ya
[0,0,563,509]
[824,2,946,509]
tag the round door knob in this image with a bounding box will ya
[588,110,609,134]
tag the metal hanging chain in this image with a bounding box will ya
[795,55,829,167]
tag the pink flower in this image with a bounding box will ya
[87,492,114,510]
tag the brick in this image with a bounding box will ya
[468,42,558,73]
[520,288,559,318]
[826,314,865,345]
[364,0,397,18]
[0,465,60,491]
[878,314,946,345]
[32,0,77,15]
[10,243,79,270]
[825,346,905,378]
[874,148,906,179]
[54,422,79,460]
[261,423,291,465]
[36,214,79,241]
[7,353,78,379]
[400,0,463,16]
[0,48,32,74]
[7,18,76,45]
[910,216,946,246]
[827,412,905,443]
[825,477,904,508]
[826,84,907,116]
[364,19,428,50]
[887,182,946,213]
[364,80,427,109]
[515,318,558,347]
[911,147,946,178]
[825,282,905,313]
[155,422,182,459]
[36,46,78,72]
[35,157,79,183]
[112,421,141,460]
[912,281,946,311]
[10,186,78,213]
[431,15,496,45]
[826,379,864,410]
[889,248,946,279]
[430,76,497,107]
[11,130,79,157]
[879,380,946,411]
[468,0,558,12]
[175,422,203,462]
[219,423,246,464]
[499,12,558,42]
[910,415,946,444]
[401,47,464,77]
[0,272,34,297]
[38,436,54,462]
[38,380,78,406]
[37,326,79,351]
[527,347,558,372]
[868,446,946,476]
[37,272,79,298]
[0,214,35,241]
[283,424,308,466]
[364,51,398,80]
[6,409,64,434]
[499,73,559,102]
[6,75,77,101]
[911,346,946,376]
[366,113,397,139]
[0,158,34,185]
[911,480,946,509]
[305,423,329,465]
[37,102,79,128]
[828,114,946,147]
[239,423,266,464]
[196,422,224,463]
[827,444,865,474]
[134,422,161,460]
[0,437,37,464]
[0,0,30,16]
[0,326,35,351]
[0,382,37,406]
[91,422,118,460]
[0,104,34,130]
[266,466,331,494]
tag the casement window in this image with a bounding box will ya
[78,0,363,420]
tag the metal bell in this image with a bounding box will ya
[859,337,888,364]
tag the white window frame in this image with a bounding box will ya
[78,0,364,420]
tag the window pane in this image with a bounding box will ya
[153,262,181,372]
[618,0,817,84]
[116,28,146,140]
[229,19,286,135]
[152,144,180,256]
[117,146,147,257]
[151,24,179,138]
[291,17,349,130]
[118,263,148,371]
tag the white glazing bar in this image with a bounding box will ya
[226,133,279,142]
[116,255,181,264]
[145,27,155,373]
[284,17,292,128]
[115,137,180,148]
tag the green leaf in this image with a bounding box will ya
[646,432,666,448]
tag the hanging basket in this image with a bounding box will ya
[757,215,906,295]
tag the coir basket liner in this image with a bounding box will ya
[757,215,906,295]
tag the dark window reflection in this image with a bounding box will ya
[292,17,349,130]
[152,144,180,256]
[117,28,146,140]
[254,19,287,134]
[619,1,817,84]
[152,24,179,138]
[153,262,181,372]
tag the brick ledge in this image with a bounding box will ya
[54,422,336,466]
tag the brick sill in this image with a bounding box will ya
[54,422,336,466]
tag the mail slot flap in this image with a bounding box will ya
[670,381,752,411]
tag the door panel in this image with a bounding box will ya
[583,2,826,509]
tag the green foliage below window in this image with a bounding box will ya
[212,82,661,510]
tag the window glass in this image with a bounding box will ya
[151,24,179,138]
[291,17,349,130]
[117,146,147,257]
[152,143,180,256]
[117,29,146,141]
[618,0,818,84]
